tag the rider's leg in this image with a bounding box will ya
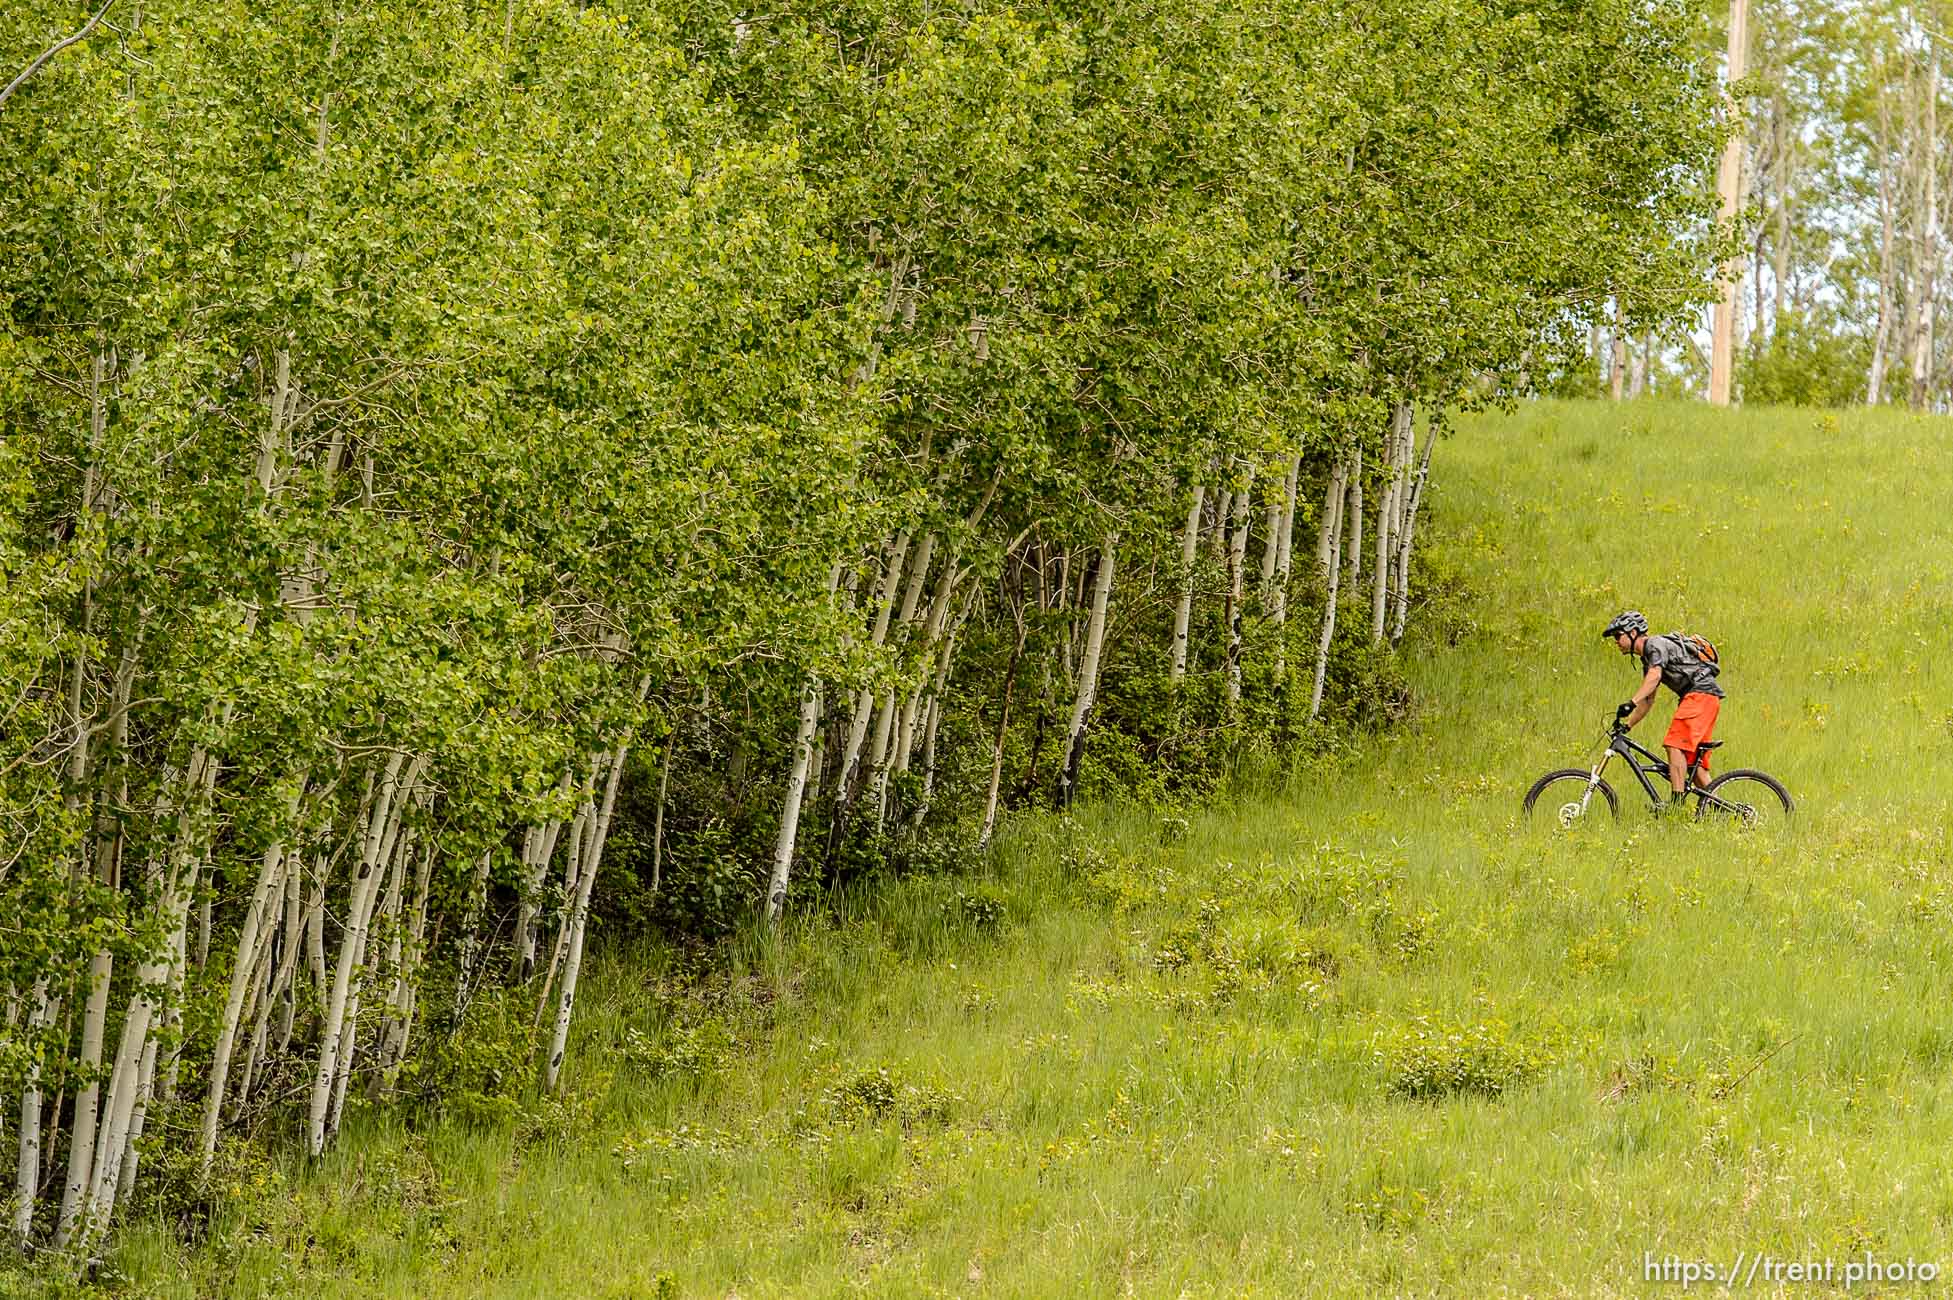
[1663,746,1688,796]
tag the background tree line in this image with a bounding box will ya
[0,0,1720,1259]
[1579,0,1953,408]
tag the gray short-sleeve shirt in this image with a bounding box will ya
[1642,634,1724,699]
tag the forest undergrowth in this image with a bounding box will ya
[24,397,1953,1298]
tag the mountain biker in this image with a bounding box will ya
[1601,610,1723,810]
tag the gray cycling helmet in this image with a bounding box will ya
[1601,610,1648,641]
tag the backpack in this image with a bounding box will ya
[1667,631,1720,673]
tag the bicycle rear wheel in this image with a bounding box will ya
[1695,769,1793,830]
[1523,769,1619,827]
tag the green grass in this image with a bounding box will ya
[63,399,1953,1297]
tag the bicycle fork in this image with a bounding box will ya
[1577,747,1614,814]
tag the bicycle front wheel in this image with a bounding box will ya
[1523,769,1619,827]
[1695,769,1794,830]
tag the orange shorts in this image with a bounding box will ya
[1663,693,1721,770]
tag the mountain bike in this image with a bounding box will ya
[1523,714,1793,829]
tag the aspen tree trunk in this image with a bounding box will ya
[329,817,416,1145]
[452,849,495,1025]
[307,751,415,1157]
[832,534,912,807]
[1317,458,1348,575]
[1610,305,1628,400]
[12,979,50,1246]
[1343,449,1364,590]
[1206,490,1232,563]
[53,947,113,1246]
[908,589,974,827]
[1223,478,1252,707]
[1270,454,1300,682]
[1771,94,1792,331]
[1870,91,1897,405]
[770,564,843,922]
[1371,410,1402,645]
[1169,484,1204,684]
[82,733,221,1241]
[1258,482,1282,589]
[1913,49,1941,411]
[546,675,644,1090]
[1311,457,1349,719]
[979,578,1029,849]
[1629,334,1648,398]
[1392,420,1438,645]
[1058,536,1117,809]
[199,789,300,1169]
[1708,0,1749,405]
[650,744,671,895]
[381,844,435,1087]
[767,682,824,923]
[514,771,572,982]
[533,800,591,1029]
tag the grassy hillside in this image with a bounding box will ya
[87,400,1953,1297]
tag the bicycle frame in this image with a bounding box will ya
[1588,728,1746,815]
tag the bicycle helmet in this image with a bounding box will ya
[1601,610,1647,641]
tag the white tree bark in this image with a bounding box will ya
[1316,458,1348,576]
[545,727,634,1091]
[1342,448,1364,591]
[1058,535,1117,808]
[1169,484,1204,683]
[767,680,824,923]
[199,784,301,1169]
[1223,478,1252,707]
[1311,456,1349,720]
[1270,454,1301,681]
[768,562,844,922]
[1912,48,1941,411]
[12,979,50,1246]
[1392,418,1438,645]
[307,751,416,1157]
[52,946,112,1246]
[1371,409,1403,644]
[1870,89,1896,405]
[1708,0,1749,405]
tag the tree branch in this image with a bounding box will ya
[0,1,116,114]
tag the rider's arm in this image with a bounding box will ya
[1623,664,1662,727]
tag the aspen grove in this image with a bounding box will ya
[1,0,1723,1259]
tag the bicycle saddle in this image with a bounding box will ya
[1696,740,1724,751]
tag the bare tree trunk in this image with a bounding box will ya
[978,588,1028,849]
[1343,448,1364,591]
[1168,484,1204,684]
[1772,92,1792,333]
[1058,536,1117,809]
[546,715,637,1091]
[1316,458,1348,576]
[767,563,842,922]
[1913,48,1941,411]
[12,980,50,1246]
[199,784,301,1169]
[767,683,823,923]
[1310,456,1349,719]
[1870,89,1897,405]
[1371,406,1406,644]
[649,742,672,895]
[1222,474,1253,707]
[1392,419,1438,645]
[307,751,417,1157]
[1708,0,1750,405]
[1270,453,1300,683]
[1610,302,1628,400]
